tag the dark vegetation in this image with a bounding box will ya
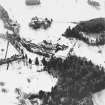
[0,4,9,23]
[1,4,105,105]
[0,82,5,86]
[0,54,24,66]
[87,0,100,10]
[34,55,105,105]
[62,18,105,46]
[21,39,68,57]
[75,0,100,10]
[35,57,39,65]
[29,17,53,30]
[74,18,105,33]
[1,88,8,93]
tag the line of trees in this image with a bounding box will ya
[62,26,105,46]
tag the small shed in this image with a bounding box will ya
[25,0,40,6]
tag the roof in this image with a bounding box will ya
[25,0,40,5]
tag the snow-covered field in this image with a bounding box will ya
[0,0,105,105]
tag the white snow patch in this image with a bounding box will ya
[0,67,57,105]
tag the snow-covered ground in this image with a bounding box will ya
[0,0,105,105]
[0,0,105,43]
[0,68,57,105]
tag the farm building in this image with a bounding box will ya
[25,0,40,5]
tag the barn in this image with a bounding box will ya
[25,0,40,5]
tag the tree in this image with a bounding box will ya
[29,58,32,64]
[35,57,39,65]
[42,57,47,66]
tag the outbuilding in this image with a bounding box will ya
[25,0,40,5]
